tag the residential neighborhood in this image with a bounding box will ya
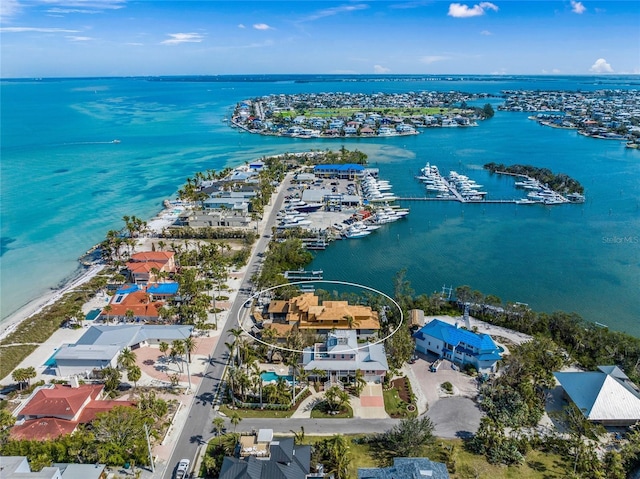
[231,91,495,138]
[2,155,640,479]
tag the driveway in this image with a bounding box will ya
[352,383,387,419]
[405,354,483,437]
[425,397,483,439]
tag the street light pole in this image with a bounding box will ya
[144,423,154,473]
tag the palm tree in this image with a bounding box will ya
[127,365,141,390]
[227,328,245,367]
[159,341,169,359]
[23,367,37,388]
[12,369,27,391]
[354,369,366,397]
[118,347,137,370]
[183,336,196,363]
[343,314,359,330]
[171,340,186,373]
[330,435,351,479]
[103,304,113,323]
[212,417,226,445]
[124,309,135,323]
[230,412,242,433]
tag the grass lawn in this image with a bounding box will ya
[382,387,417,418]
[310,402,353,419]
[273,106,470,120]
[219,404,294,419]
[302,435,569,479]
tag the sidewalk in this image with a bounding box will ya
[290,389,323,418]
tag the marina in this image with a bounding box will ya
[412,162,583,205]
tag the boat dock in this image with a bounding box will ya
[283,269,324,280]
[396,197,529,204]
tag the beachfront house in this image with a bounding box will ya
[53,324,193,377]
[302,330,388,383]
[125,251,176,284]
[412,319,503,373]
[553,366,640,427]
[9,382,135,441]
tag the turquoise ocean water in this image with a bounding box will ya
[1,76,638,334]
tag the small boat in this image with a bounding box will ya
[112,139,121,144]
[515,198,536,205]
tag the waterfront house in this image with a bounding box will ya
[265,292,380,337]
[10,382,135,441]
[412,319,502,373]
[54,324,193,377]
[126,251,176,284]
[302,330,388,383]
[553,366,640,427]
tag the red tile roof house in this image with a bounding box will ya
[126,251,176,284]
[10,383,134,441]
[104,290,163,322]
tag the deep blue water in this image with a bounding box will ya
[1,75,638,335]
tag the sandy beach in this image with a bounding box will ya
[0,264,105,342]
[0,204,186,343]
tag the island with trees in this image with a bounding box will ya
[231,91,496,138]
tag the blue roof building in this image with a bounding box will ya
[358,457,450,479]
[146,282,179,298]
[313,164,365,179]
[413,319,502,373]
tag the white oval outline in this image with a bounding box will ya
[235,280,404,354]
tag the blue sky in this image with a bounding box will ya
[1,0,638,77]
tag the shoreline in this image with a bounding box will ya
[0,202,183,344]
[0,263,105,342]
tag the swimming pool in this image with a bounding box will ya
[260,372,294,383]
[43,348,59,367]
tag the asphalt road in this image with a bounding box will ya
[160,174,293,479]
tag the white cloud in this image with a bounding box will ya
[253,23,272,30]
[448,2,498,18]
[39,0,125,10]
[590,58,614,73]
[46,8,102,14]
[570,0,586,14]
[389,1,430,9]
[0,26,80,32]
[66,35,92,41]
[237,23,245,29]
[373,64,390,73]
[480,29,492,35]
[0,0,22,20]
[302,4,368,22]
[420,55,449,64]
[161,33,204,45]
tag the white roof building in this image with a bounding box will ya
[554,365,640,426]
